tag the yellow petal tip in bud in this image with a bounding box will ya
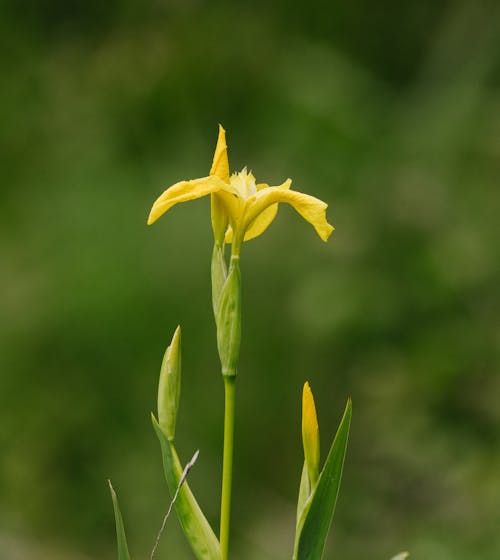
[302,381,320,486]
[302,382,319,438]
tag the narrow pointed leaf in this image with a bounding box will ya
[152,415,221,560]
[108,481,131,560]
[296,461,310,530]
[294,399,352,560]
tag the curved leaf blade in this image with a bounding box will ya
[294,399,352,560]
[108,481,132,560]
[296,461,310,530]
[152,414,221,560]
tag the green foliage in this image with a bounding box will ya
[1,1,500,559]
[108,481,131,560]
[294,400,352,560]
[152,416,221,560]
[296,463,310,531]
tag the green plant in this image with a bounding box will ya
[109,126,406,560]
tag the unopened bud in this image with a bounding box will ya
[158,326,182,440]
[216,261,241,377]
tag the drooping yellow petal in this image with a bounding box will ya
[302,381,320,486]
[244,185,334,242]
[225,180,291,243]
[147,175,227,225]
[209,124,230,182]
[243,179,291,241]
[244,203,279,241]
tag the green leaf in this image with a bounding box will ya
[390,553,409,560]
[152,415,222,560]
[296,461,310,530]
[294,399,352,560]
[108,480,131,560]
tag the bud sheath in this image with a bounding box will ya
[211,244,228,316]
[158,326,182,440]
[216,261,241,377]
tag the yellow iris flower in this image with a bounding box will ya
[147,125,334,247]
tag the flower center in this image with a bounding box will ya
[229,168,257,200]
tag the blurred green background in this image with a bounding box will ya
[1,1,499,559]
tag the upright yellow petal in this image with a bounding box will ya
[209,125,231,242]
[244,185,334,242]
[302,381,320,486]
[209,124,230,182]
[147,175,227,225]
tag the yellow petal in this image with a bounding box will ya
[224,225,235,244]
[243,204,279,241]
[242,180,291,241]
[244,184,334,242]
[221,189,248,243]
[210,193,229,244]
[147,175,227,225]
[224,180,290,243]
[217,189,245,228]
[302,381,320,486]
[209,124,230,182]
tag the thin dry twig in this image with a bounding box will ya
[150,449,200,560]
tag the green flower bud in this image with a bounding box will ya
[216,260,241,377]
[158,326,181,441]
[211,243,227,316]
[211,194,229,246]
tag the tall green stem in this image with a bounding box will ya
[220,375,236,560]
[213,232,242,560]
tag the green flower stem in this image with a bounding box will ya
[220,375,236,560]
[216,230,243,560]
